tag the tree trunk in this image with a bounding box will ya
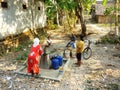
[73,14,77,28]
[74,0,87,36]
[56,6,60,26]
[115,0,119,36]
[67,11,73,31]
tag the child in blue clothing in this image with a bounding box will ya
[66,41,75,49]
[66,33,76,57]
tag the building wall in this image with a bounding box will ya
[0,0,46,40]
[97,15,112,23]
[95,15,120,23]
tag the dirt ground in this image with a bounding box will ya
[0,24,120,90]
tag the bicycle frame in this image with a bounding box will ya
[83,40,92,60]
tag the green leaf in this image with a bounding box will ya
[102,0,108,6]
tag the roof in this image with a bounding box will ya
[95,3,113,15]
[94,2,120,15]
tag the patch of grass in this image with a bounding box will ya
[84,87,100,90]
[16,50,29,62]
[87,79,92,84]
[87,88,94,90]
[96,34,120,44]
[13,45,24,52]
[106,84,119,90]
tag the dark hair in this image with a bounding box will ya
[47,36,50,38]
[79,35,84,41]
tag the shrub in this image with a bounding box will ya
[96,34,120,44]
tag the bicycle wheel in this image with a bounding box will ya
[83,47,92,60]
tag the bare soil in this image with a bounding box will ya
[0,24,120,90]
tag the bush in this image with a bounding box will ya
[96,34,120,44]
[47,20,58,30]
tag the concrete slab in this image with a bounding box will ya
[14,58,71,81]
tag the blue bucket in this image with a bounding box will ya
[51,58,59,69]
[56,56,63,66]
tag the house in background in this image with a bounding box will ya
[0,0,46,40]
[91,0,120,23]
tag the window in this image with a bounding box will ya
[1,1,8,8]
[38,7,40,10]
[22,4,27,9]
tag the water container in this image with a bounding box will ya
[64,50,70,58]
[56,56,63,66]
[51,59,59,69]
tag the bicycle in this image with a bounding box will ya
[83,40,92,60]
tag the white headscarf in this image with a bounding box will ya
[33,38,40,47]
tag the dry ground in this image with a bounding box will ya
[0,24,120,90]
